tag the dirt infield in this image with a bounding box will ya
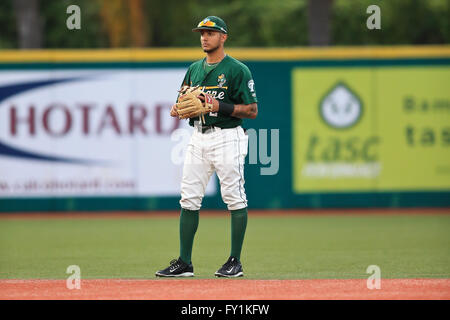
[1,279,449,300]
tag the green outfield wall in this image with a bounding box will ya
[0,46,449,211]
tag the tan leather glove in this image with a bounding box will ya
[176,86,214,124]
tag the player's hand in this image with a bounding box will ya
[170,104,178,117]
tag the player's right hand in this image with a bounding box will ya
[170,104,178,117]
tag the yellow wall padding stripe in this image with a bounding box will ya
[0,46,449,62]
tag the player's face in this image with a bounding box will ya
[200,30,226,53]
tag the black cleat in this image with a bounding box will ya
[155,258,194,277]
[215,257,244,278]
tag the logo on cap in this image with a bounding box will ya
[198,19,216,28]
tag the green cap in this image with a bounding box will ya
[192,16,228,34]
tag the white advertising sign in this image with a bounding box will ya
[0,69,216,197]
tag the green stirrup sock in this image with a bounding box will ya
[179,208,199,265]
[230,207,248,262]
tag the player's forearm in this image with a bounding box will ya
[231,103,258,119]
[210,99,258,119]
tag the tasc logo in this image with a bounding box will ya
[319,82,363,130]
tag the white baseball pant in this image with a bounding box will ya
[180,125,248,211]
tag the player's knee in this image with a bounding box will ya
[221,190,247,211]
[226,200,248,211]
[179,197,202,211]
[180,181,207,210]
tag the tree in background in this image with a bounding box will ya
[144,0,198,47]
[331,0,449,45]
[99,0,149,47]
[308,0,333,46]
[99,0,128,47]
[41,0,107,49]
[12,0,43,48]
[129,0,149,47]
[0,0,17,48]
[191,0,308,47]
[0,0,448,49]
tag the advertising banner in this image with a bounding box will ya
[293,66,450,192]
[0,69,216,197]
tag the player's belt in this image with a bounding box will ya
[198,125,217,133]
[195,124,239,134]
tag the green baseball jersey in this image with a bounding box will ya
[179,54,258,128]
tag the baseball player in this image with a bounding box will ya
[155,16,258,278]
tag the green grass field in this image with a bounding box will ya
[0,213,449,280]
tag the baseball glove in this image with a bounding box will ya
[176,86,214,123]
